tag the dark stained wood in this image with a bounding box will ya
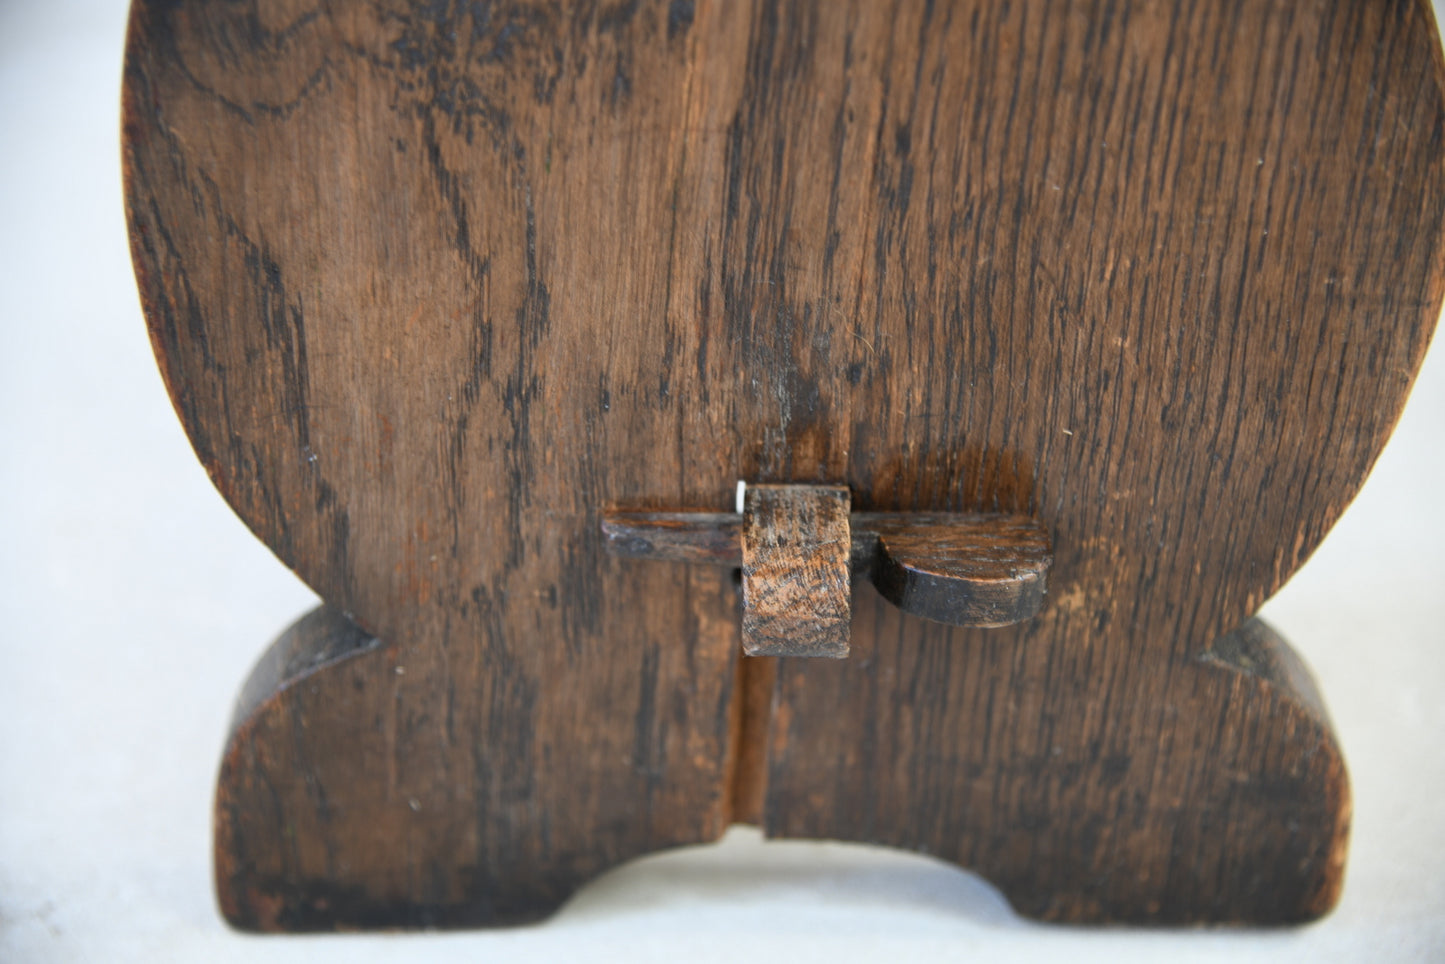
[765,603,1352,923]
[741,484,852,658]
[603,512,745,565]
[604,507,1053,628]
[122,0,1445,930]
[228,605,380,732]
[727,654,778,828]
[856,513,1051,628]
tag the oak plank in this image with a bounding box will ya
[122,0,1445,929]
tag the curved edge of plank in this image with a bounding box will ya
[216,608,1344,929]
[858,513,1052,629]
[227,606,382,735]
[215,606,733,932]
[760,611,1349,925]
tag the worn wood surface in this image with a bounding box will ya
[123,0,1445,930]
[603,507,1053,627]
[741,484,852,657]
[602,512,746,566]
[857,513,1051,628]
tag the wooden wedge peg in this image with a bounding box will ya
[601,486,1054,656]
[740,485,853,658]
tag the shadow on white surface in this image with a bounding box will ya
[556,826,1021,926]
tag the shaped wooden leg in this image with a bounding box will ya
[216,580,739,931]
[761,587,1349,924]
[219,592,1347,929]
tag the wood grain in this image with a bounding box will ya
[741,484,852,658]
[857,513,1051,628]
[122,0,1445,929]
[602,512,745,566]
[603,507,1053,627]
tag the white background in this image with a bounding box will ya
[2,1,1442,960]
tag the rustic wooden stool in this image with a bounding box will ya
[122,0,1445,931]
